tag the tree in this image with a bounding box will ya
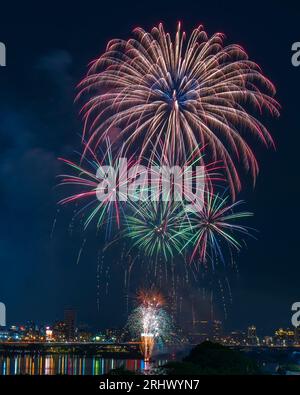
[164,341,261,375]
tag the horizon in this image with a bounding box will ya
[0,0,299,337]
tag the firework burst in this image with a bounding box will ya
[124,199,190,260]
[137,289,165,308]
[78,22,279,198]
[123,148,223,260]
[128,290,172,361]
[57,141,139,235]
[182,191,254,264]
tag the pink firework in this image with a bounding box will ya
[77,22,279,199]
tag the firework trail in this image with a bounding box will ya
[77,22,279,198]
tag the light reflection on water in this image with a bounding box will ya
[0,354,168,375]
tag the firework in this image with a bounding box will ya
[140,333,155,362]
[137,289,165,308]
[123,146,223,260]
[77,23,279,198]
[182,191,254,264]
[57,141,139,235]
[128,290,172,361]
[124,199,190,260]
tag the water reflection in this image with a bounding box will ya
[0,354,168,375]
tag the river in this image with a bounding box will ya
[0,354,169,375]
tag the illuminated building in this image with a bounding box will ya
[0,327,8,341]
[248,325,257,338]
[247,325,259,345]
[188,320,209,343]
[212,320,223,341]
[274,328,295,346]
[24,321,40,341]
[106,328,122,342]
[226,330,247,345]
[45,327,53,341]
[76,328,92,342]
[9,325,23,341]
[188,320,223,343]
[64,309,77,341]
[263,336,273,346]
[52,321,67,341]
[294,326,300,345]
[93,333,106,342]
[199,320,210,338]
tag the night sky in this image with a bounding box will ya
[0,1,299,334]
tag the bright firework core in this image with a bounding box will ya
[140,334,154,363]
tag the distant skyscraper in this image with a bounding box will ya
[198,320,211,339]
[247,325,257,338]
[188,320,212,343]
[247,325,258,345]
[64,309,76,340]
[212,320,223,340]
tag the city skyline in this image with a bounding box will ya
[1,305,299,342]
[0,1,299,337]
[1,314,300,348]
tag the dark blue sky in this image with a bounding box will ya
[0,0,299,333]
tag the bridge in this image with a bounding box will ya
[0,341,142,358]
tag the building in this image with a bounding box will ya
[187,320,224,343]
[64,309,77,341]
[6,325,23,341]
[294,326,300,345]
[93,332,107,342]
[0,326,8,341]
[248,325,257,338]
[274,328,295,346]
[263,336,273,347]
[106,328,122,342]
[224,330,247,345]
[52,321,67,341]
[247,325,259,345]
[212,320,223,341]
[45,327,53,341]
[76,323,92,342]
[188,320,210,343]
